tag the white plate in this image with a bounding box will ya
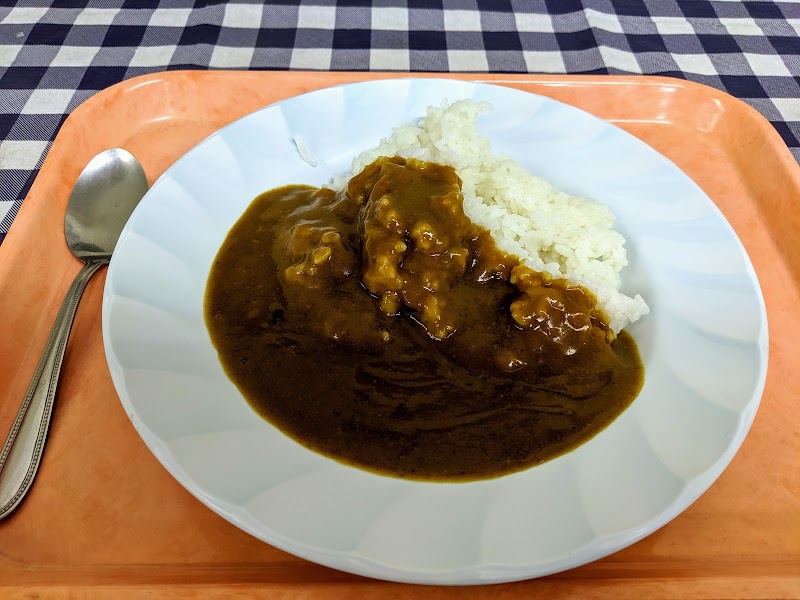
[102,79,768,585]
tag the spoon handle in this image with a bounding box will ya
[0,259,106,520]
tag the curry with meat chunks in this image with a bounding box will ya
[205,157,644,481]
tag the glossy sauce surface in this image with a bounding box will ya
[205,158,644,481]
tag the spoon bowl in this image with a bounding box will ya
[65,149,148,260]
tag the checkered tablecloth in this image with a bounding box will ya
[1,1,799,244]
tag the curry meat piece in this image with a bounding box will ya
[354,158,473,340]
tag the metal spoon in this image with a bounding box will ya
[0,148,148,521]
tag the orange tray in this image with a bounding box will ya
[0,72,798,599]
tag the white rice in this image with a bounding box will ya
[332,99,649,334]
[293,134,318,167]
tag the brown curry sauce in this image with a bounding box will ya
[205,158,644,481]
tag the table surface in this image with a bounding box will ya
[1,1,799,245]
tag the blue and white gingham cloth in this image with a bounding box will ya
[1,0,799,244]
